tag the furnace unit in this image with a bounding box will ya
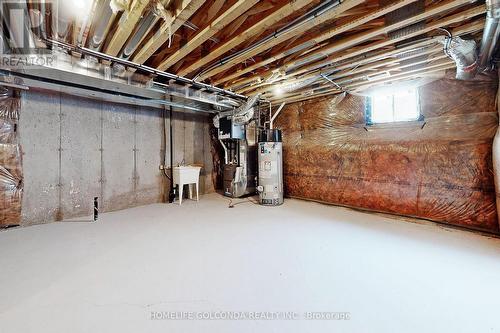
[214,95,260,198]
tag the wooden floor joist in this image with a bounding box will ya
[156,0,260,71]
[239,0,483,92]
[238,14,483,99]
[280,6,485,82]
[317,53,450,89]
[266,54,452,101]
[212,0,422,87]
[245,46,445,96]
[265,17,484,101]
[348,61,455,90]
[104,0,151,57]
[177,0,317,77]
[226,37,442,91]
[52,0,490,106]
[197,0,366,81]
[131,0,205,65]
[284,0,479,73]
[270,62,455,104]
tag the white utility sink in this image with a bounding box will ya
[173,166,202,205]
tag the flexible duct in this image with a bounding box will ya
[478,0,500,71]
[233,107,255,125]
[444,37,478,80]
[213,95,261,129]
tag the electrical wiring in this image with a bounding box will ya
[227,196,260,208]
[437,27,453,59]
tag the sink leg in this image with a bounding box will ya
[188,184,193,200]
[178,184,183,205]
[196,182,199,201]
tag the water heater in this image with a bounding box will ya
[258,129,283,206]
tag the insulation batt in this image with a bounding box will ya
[110,0,130,14]
[275,71,499,233]
[0,93,22,227]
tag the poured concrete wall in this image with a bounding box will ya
[19,90,214,226]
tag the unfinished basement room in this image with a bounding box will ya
[2,0,500,331]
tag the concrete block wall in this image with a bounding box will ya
[19,90,214,226]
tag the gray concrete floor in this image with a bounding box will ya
[1,194,500,333]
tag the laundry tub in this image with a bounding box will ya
[173,166,202,205]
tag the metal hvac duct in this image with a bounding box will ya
[121,10,158,59]
[88,1,115,51]
[120,0,174,60]
[478,0,500,71]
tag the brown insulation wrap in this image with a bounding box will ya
[0,93,22,227]
[276,73,499,233]
[0,144,23,226]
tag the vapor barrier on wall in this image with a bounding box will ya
[0,91,22,228]
[276,72,499,233]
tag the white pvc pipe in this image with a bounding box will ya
[270,102,286,129]
[219,139,229,164]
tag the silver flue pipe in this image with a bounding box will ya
[478,0,500,71]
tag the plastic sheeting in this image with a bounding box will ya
[0,93,22,227]
[276,71,499,233]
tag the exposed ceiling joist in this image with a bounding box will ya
[348,60,455,89]
[284,0,479,72]
[214,0,422,87]
[267,15,483,103]
[265,54,452,101]
[15,0,493,105]
[177,0,317,77]
[132,0,205,65]
[228,14,484,101]
[197,0,366,81]
[104,0,152,56]
[156,0,260,71]
[270,62,455,104]
[233,0,484,93]
[241,46,444,95]
[282,5,485,81]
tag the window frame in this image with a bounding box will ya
[365,89,424,126]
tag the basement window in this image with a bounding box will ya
[366,89,422,125]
